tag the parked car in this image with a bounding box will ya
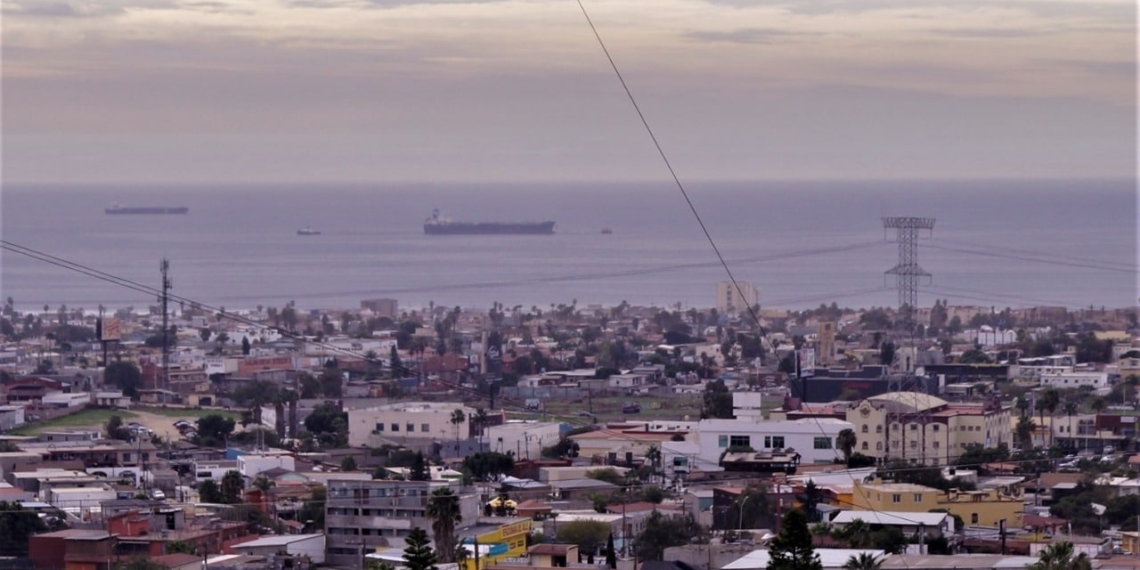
[151,489,166,500]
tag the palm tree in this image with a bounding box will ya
[1040,389,1061,448]
[843,553,882,570]
[450,409,466,445]
[427,488,462,563]
[836,429,857,464]
[1016,416,1037,451]
[1028,541,1092,570]
[1062,399,1079,450]
[472,408,490,447]
[645,445,662,482]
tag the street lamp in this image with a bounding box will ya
[738,495,750,531]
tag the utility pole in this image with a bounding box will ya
[160,258,171,402]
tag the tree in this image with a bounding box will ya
[341,456,357,472]
[402,528,437,570]
[634,511,703,561]
[427,488,462,563]
[842,553,882,570]
[702,379,734,419]
[304,403,348,448]
[836,429,857,463]
[220,470,244,504]
[0,500,47,556]
[318,369,343,398]
[298,486,326,530]
[116,558,167,570]
[241,336,251,355]
[390,345,404,378]
[409,452,430,481]
[165,540,197,555]
[1040,389,1061,447]
[557,520,611,556]
[605,533,617,570]
[879,342,895,367]
[198,479,223,503]
[462,452,515,482]
[801,481,822,523]
[252,475,273,493]
[1028,541,1093,570]
[105,361,143,398]
[195,414,236,447]
[1016,417,1037,450]
[766,509,822,570]
[645,445,662,481]
[450,409,466,444]
[106,415,133,441]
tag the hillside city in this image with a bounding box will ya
[0,286,1138,570]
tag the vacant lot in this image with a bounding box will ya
[536,395,702,425]
[12,406,240,437]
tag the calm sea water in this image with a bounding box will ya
[0,180,1136,313]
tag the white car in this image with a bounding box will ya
[151,490,166,500]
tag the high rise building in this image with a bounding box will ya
[716,281,759,316]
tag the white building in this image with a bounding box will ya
[716,281,759,316]
[193,460,239,482]
[41,392,91,409]
[1039,370,1109,389]
[237,452,296,478]
[696,418,853,468]
[233,534,326,564]
[486,421,562,460]
[732,392,764,421]
[0,405,26,430]
[608,373,648,390]
[347,402,474,447]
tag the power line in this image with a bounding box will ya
[922,243,1139,275]
[937,237,1139,272]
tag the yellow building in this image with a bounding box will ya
[852,480,1022,528]
[462,518,533,570]
[846,393,1012,465]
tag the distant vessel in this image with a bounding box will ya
[297,226,321,236]
[424,209,554,235]
[105,203,189,215]
[601,228,613,235]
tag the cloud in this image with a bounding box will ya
[2,1,126,18]
[685,27,817,44]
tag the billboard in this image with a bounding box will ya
[100,318,121,341]
[797,348,816,378]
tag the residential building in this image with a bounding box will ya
[1038,370,1109,390]
[845,392,1012,465]
[29,529,117,570]
[829,510,955,539]
[696,418,852,469]
[717,281,759,316]
[851,480,1023,527]
[732,392,764,421]
[0,405,26,430]
[346,402,474,448]
[324,479,479,568]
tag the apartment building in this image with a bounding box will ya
[852,480,1023,527]
[844,392,1012,466]
[324,479,479,568]
[716,281,759,316]
[347,401,475,448]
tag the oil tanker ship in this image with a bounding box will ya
[105,203,189,215]
[423,209,554,235]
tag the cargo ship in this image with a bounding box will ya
[105,203,189,215]
[423,209,554,235]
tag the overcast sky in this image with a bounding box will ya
[2,0,1135,184]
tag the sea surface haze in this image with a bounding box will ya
[0,179,1135,313]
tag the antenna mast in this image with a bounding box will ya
[160,259,171,402]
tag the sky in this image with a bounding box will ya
[2,0,1136,184]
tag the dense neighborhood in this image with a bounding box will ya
[0,293,1137,570]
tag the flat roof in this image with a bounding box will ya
[724,549,885,570]
[234,533,324,548]
[831,511,950,527]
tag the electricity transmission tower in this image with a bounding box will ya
[882,217,935,334]
[160,259,171,402]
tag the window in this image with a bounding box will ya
[422,423,430,433]
[391,423,400,432]
[933,441,940,448]
[932,425,940,432]
[375,423,384,432]
[910,423,919,431]
[913,494,923,502]
[861,442,869,450]
[718,435,728,448]
[407,423,415,433]
[730,435,751,448]
[771,436,785,448]
[813,437,833,450]
[910,440,918,449]
[971,513,979,524]
[891,494,901,503]
[123,453,132,462]
[862,425,868,433]
[876,442,883,450]
[876,425,883,434]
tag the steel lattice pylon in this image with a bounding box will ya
[882,217,935,331]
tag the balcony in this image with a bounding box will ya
[326,515,421,530]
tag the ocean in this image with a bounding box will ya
[0,179,1135,314]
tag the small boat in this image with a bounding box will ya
[297,226,321,236]
[601,228,613,234]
